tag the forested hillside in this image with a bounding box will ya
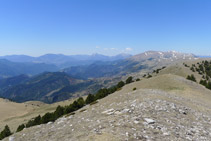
[0,72,101,103]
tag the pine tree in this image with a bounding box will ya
[16,124,25,132]
[34,115,41,125]
[0,125,12,140]
[64,104,74,114]
[54,106,64,119]
[85,94,95,104]
[72,101,80,110]
[41,112,55,124]
[77,97,85,108]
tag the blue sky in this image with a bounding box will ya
[0,0,210,56]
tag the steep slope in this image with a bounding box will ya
[4,74,211,141]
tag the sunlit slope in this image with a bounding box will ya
[4,73,211,141]
[0,98,76,132]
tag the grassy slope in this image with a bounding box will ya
[0,98,78,132]
[3,66,211,140]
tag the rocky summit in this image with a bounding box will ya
[4,74,211,141]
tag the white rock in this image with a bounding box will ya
[114,111,122,115]
[47,122,53,125]
[144,118,155,124]
[126,132,129,137]
[134,120,139,124]
[122,109,130,113]
[102,108,115,114]
[163,132,169,136]
[9,136,15,141]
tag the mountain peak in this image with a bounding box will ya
[130,51,197,62]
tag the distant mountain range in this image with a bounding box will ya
[0,51,198,103]
[0,53,131,79]
[197,55,211,58]
[0,53,132,68]
[0,59,59,79]
[64,51,197,79]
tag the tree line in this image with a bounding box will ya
[0,76,137,140]
[186,61,211,90]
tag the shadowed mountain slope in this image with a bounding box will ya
[0,72,98,103]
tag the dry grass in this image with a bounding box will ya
[0,98,77,131]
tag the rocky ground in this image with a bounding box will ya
[4,86,211,141]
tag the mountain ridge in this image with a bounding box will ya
[0,59,59,79]
[3,73,211,141]
[0,53,132,69]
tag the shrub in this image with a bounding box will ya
[200,80,207,86]
[186,74,196,82]
[117,81,125,88]
[136,78,140,81]
[133,87,137,91]
[147,74,152,78]
[206,81,211,89]
[183,63,189,67]
[126,76,133,84]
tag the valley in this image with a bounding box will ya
[2,64,211,140]
[0,51,211,141]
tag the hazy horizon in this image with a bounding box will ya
[0,50,204,58]
[0,0,211,56]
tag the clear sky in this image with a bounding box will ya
[0,0,210,56]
